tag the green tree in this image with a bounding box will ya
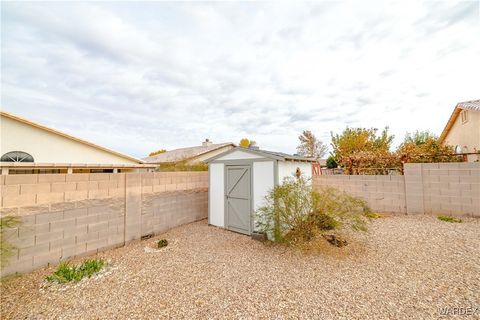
[239,138,256,148]
[397,132,461,163]
[149,149,166,157]
[403,130,436,146]
[297,130,327,159]
[326,155,338,169]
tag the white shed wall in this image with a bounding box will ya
[215,149,264,161]
[253,161,274,212]
[208,163,225,227]
[278,161,312,183]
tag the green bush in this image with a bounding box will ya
[255,177,369,246]
[46,259,106,284]
[437,215,462,223]
[157,160,208,172]
[1,216,21,268]
[157,239,168,248]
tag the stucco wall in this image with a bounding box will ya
[0,172,208,276]
[1,115,139,164]
[444,110,480,162]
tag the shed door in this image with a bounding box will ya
[225,165,251,235]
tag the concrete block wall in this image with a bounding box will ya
[313,174,406,213]
[1,172,208,276]
[313,163,480,217]
[405,163,480,217]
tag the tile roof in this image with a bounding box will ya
[142,142,234,163]
[457,99,480,112]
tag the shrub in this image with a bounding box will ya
[255,177,369,246]
[157,239,168,248]
[0,216,21,268]
[46,259,106,284]
[156,160,208,172]
[437,215,462,223]
[364,212,383,219]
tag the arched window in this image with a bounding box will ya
[1,151,34,162]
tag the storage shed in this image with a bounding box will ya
[206,147,314,235]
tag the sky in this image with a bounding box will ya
[1,1,479,158]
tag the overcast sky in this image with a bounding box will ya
[2,1,479,158]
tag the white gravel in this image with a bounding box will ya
[1,215,479,319]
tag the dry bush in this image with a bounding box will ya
[255,177,369,248]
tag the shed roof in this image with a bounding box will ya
[439,99,480,144]
[143,142,235,164]
[205,147,315,163]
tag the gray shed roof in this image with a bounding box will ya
[143,142,234,164]
[205,147,315,163]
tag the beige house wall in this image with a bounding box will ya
[313,163,479,217]
[1,115,139,164]
[0,172,208,276]
[443,110,480,162]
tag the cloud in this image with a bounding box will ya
[1,1,479,157]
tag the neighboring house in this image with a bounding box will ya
[143,139,235,165]
[0,111,156,174]
[439,99,480,162]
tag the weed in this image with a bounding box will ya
[364,212,383,219]
[46,259,106,284]
[1,216,21,268]
[157,239,168,248]
[437,215,462,223]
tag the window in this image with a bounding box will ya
[0,151,34,162]
[461,110,468,124]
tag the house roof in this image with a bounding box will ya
[439,99,480,144]
[0,111,143,163]
[205,147,316,163]
[142,142,235,164]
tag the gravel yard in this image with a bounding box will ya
[1,215,479,319]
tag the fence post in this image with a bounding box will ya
[404,163,425,214]
[124,173,142,242]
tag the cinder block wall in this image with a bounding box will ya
[404,163,479,216]
[313,163,480,217]
[0,172,208,276]
[313,175,407,213]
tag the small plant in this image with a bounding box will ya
[364,212,383,219]
[1,215,21,268]
[157,239,168,248]
[437,215,462,223]
[46,259,106,284]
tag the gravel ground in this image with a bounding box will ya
[1,215,479,319]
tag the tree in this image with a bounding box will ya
[397,132,461,163]
[296,130,327,159]
[149,149,166,156]
[331,127,395,174]
[326,155,338,169]
[403,130,436,146]
[239,138,256,148]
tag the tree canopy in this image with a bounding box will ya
[239,138,256,148]
[148,149,166,157]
